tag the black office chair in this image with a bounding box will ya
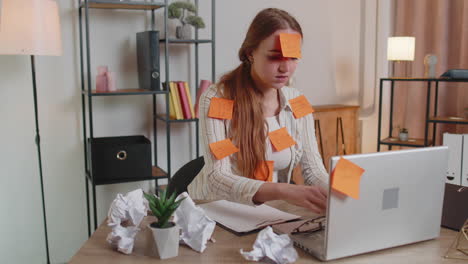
[167,156,205,196]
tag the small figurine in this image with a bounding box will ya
[424,54,437,78]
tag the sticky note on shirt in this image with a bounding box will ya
[269,127,297,152]
[209,139,239,160]
[279,33,302,58]
[254,161,274,182]
[208,97,234,120]
[289,95,314,118]
[331,157,365,199]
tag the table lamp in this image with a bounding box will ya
[0,0,62,263]
[387,36,415,78]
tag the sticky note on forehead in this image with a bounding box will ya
[279,33,302,58]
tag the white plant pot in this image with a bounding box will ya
[176,24,192,39]
[399,132,409,141]
[149,223,180,259]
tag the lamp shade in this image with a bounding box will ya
[0,0,62,56]
[387,37,415,61]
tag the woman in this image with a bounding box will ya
[187,8,329,214]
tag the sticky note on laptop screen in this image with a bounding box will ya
[279,33,302,58]
[331,157,365,199]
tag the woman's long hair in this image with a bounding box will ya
[218,8,303,179]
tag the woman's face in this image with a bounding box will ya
[250,28,301,90]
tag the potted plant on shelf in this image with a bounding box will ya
[399,127,409,141]
[144,190,185,259]
[168,1,205,39]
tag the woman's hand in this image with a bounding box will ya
[280,184,328,214]
[253,183,328,214]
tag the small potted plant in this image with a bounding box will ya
[144,190,185,259]
[399,127,409,141]
[168,1,206,39]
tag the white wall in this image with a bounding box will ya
[0,0,391,263]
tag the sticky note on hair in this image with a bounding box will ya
[268,127,297,152]
[331,157,365,199]
[279,33,302,58]
[208,97,234,120]
[209,139,239,160]
[254,161,274,182]
[289,95,314,118]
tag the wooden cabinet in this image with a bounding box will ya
[292,105,360,184]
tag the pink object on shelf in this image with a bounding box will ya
[96,74,108,93]
[97,65,108,75]
[107,71,116,92]
[194,80,212,118]
[96,65,109,92]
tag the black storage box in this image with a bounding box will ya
[88,136,152,184]
[442,183,468,230]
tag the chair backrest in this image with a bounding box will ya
[167,156,205,195]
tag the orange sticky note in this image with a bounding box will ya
[269,127,297,152]
[209,139,239,160]
[289,95,314,118]
[279,33,302,58]
[254,161,274,182]
[331,157,365,199]
[208,97,234,120]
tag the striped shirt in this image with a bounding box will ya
[187,84,329,206]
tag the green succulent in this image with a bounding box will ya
[168,1,205,28]
[144,189,185,228]
[185,15,205,28]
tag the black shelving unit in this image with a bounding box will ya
[377,77,468,151]
[78,0,215,236]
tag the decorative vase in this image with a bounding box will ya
[176,24,192,39]
[399,131,409,141]
[149,223,180,259]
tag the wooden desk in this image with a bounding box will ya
[70,201,464,263]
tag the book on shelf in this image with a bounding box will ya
[184,82,196,118]
[169,82,184,120]
[162,81,197,120]
[168,89,177,120]
[162,82,177,119]
[177,81,192,119]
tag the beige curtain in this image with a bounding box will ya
[393,0,468,144]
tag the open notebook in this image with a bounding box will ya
[198,200,300,234]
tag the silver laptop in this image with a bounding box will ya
[290,147,449,261]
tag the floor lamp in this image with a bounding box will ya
[0,1,62,263]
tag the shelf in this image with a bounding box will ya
[86,166,167,185]
[380,137,433,147]
[156,114,199,123]
[428,116,468,124]
[82,89,168,96]
[80,0,165,10]
[160,39,212,44]
[381,77,468,82]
